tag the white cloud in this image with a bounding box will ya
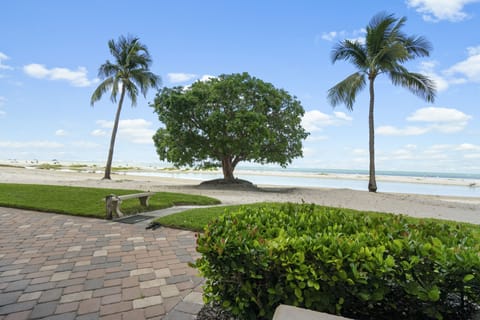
[456,143,480,151]
[377,125,429,136]
[319,29,365,43]
[419,61,449,91]
[406,0,480,22]
[91,129,107,137]
[23,63,96,87]
[0,110,5,118]
[445,46,480,83]
[407,107,471,123]
[96,118,155,144]
[167,73,197,83]
[198,74,215,82]
[321,31,341,42]
[333,111,353,121]
[55,129,67,136]
[378,107,471,136]
[0,140,64,148]
[302,110,352,132]
[0,52,13,70]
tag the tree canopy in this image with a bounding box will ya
[151,72,308,182]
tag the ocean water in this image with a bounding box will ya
[123,167,480,198]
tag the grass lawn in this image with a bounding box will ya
[0,183,220,219]
[155,202,479,232]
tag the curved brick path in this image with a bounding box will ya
[0,207,204,319]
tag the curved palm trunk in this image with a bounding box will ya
[103,86,126,180]
[368,77,377,192]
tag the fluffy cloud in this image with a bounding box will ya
[445,46,480,83]
[407,107,471,123]
[96,118,155,144]
[90,129,107,137]
[406,0,480,22]
[301,110,352,132]
[23,63,96,87]
[0,96,6,116]
[376,126,429,136]
[456,143,480,151]
[0,52,13,70]
[419,61,449,91]
[378,107,471,136]
[55,129,67,136]
[167,73,197,83]
[318,29,366,44]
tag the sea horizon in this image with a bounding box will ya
[3,159,480,198]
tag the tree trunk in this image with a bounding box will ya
[368,77,377,192]
[103,85,126,180]
[221,156,235,182]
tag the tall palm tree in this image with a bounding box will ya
[91,35,161,180]
[327,12,436,192]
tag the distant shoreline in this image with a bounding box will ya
[0,165,479,225]
[1,159,479,189]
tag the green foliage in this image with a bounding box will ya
[195,203,480,319]
[151,72,308,180]
[0,183,219,218]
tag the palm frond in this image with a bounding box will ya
[388,70,436,103]
[90,78,114,106]
[331,40,368,70]
[403,35,432,58]
[327,72,366,110]
[91,35,161,107]
[98,61,120,79]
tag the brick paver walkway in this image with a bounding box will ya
[0,207,204,319]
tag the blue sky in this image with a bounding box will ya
[1,0,480,173]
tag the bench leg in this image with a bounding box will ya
[138,196,150,207]
[114,200,124,218]
[105,195,114,220]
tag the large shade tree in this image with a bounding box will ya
[151,72,308,182]
[327,12,436,192]
[91,35,160,179]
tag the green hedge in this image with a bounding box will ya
[194,203,480,319]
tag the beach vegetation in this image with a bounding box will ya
[194,203,479,319]
[0,183,219,218]
[327,12,436,192]
[90,35,161,180]
[151,72,308,183]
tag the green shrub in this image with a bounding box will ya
[194,203,480,320]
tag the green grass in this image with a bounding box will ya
[0,183,220,219]
[155,202,479,232]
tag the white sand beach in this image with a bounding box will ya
[0,166,479,225]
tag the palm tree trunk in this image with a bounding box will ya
[368,77,377,192]
[221,156,235,182]
[103,85,126,180]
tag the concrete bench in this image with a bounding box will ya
[273,305,351,320]
[105,192,155,219]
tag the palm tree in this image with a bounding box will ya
[91,35,161,180]
[327,12,436,192]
